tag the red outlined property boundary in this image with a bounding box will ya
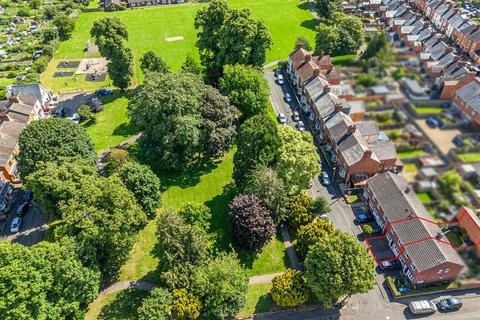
[364,209,480,265]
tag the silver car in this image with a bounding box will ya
[10,217,21,233]
[297,121,306,131]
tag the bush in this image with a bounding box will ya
[169,288,202,320]
[77,105,95,123]
[286,193,315,230]
[296,218,335,259]
[271,269,309,307]
[229,194,275,252]
[104,148,133,176]
[361,224,373,235]
[177,203,212,232]
[355,73,378,87]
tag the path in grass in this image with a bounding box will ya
[42,0,317,91]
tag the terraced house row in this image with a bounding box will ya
[287,48,403,187]
[379,0,480,100]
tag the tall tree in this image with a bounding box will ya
[295,218,335,259]
[177,203,212,233]
[137,288,172,320]
[244,165,287,224]
[229,194,275,252]
[117,162,162,219]
[18,118,96,177]
[53,14,75,40]
[0,239,100,320]
[129,72,236,170]
[304,231,376,307]
[193,253,248,320]
[233,114,280,189]
[140,51,169,74]
[155,210,209,289]
[361,32,389,60]
[315,13,364,56]
[316,0,342,18]
[295,35,312,51]
[194,0,272,83]
[276,125,320,193]
[219,64,270,118]
[286,193,316,230]
[108,45,134,89]
[181,54,203,75]
[90,16,129,46]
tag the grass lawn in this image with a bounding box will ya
[43,0,317,91]
[119,148,288,283]
[83,92,139,152]
[85,289,149,320]
[458,153,480,163]
[239,283,273,317]
[403,163,418,173]
[416,192,433,204]
[331,54,358,66]
[397,149,426,159]
[414,106,444,115]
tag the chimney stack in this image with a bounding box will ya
[323,85,331,94]
[313,68,321,77]
[335,102,342,112]
[347,124,356,134]
[8,96,18,103]
[364,149,373,158]
[305,53,312,62]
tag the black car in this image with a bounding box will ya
[379,260,401,270]
[437,298,462,312]
[16,202,30,216]
[23,191,33,203]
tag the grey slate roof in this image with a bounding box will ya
[367,172,465,273]
[356,121,379,137]
[368,142,398,160]
[455,80,480,112]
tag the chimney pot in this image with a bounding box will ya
[323,85,331,94]
[313,68,321,77]
[347,124,356,134]
[305,54,312,62]
[364,149,373,158]
[335,102,342,112]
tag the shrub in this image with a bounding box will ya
[177,203,212,232]
[104,148,133,176]
[286,193,315,230]
[296,218,335,259]
[271,269,309,307]
[77,105,95,123]
[361,224,373,235]
[169,288,202,320]
[229,194,275,252]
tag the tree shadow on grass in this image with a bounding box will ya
[237,232,288,273]
[205,182,237,252]
[127,143,221,190]
[301,19,319,31]
[112,121,140,137]
[255,293,273,314]
[297,1,311,11]
[98,288,149,320]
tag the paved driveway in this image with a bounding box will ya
[416,119,461,156]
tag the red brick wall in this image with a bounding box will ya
[457,206,480,258]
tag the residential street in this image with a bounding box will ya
[264,70,480,320]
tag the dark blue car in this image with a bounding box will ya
[23,191,33,203]
[355,213,375,224]
[95,89,113,96]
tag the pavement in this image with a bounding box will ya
[415,119,461,157]
[264,70,480,320]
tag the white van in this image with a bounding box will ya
[408,300,437,315]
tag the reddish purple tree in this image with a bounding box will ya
[229,194,275,252]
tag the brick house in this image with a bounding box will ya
[456,206,480,258]
[365,172,465,284]
[452,78,480,127]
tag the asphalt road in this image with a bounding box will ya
[0,190,48,246]
[264,70,480,320]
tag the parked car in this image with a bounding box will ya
[379,260,401,270]
[284,93,292,103]
[355,213,374,224]
[453,136,464,147]
[408,300,437,315]
[277,74,284,85]
[426,116,439,128]
[10,217,21,233]
[278,113,287,124]
[319,214,329,221]
[68,113,80,124]
[16,202,29,216]
[292,111,300,121]
[23,191,33,203]
[320,171,330,186]
[95,88,113,96]
[437,298,462,312]
[274,69,282,77]
[297,121,306,131]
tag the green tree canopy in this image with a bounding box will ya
[155,210,209,289]
[219,64,270,118]
[193,253,248,320]
[137,288,172,320]
[286,193,316,230]
[276,125,320,193]
[295,35,312,51]
[194,0,272,83]
[140,51,169,74]
[304,231,376,307]
[25,160,146,280]
[53,14,75,40]
[0,239,100,320]
[177,203,212,232]
[104,148,134,176]
[129,72,237,170]
[295,218,335,259]
[117,162,162,219]
[233,114,280,189]
[169,288,202,320]
[271,269,309,307]
[315,13,364,56]
[361,32,389,60]
[244,165,287,224]
[181,54,203,75]
[316,0,342,18]
[18,118,96,177]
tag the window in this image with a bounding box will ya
[411,263,417,271]
[417,280,424,284]
[437,269,443,274]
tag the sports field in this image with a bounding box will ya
[41,0,317,91]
